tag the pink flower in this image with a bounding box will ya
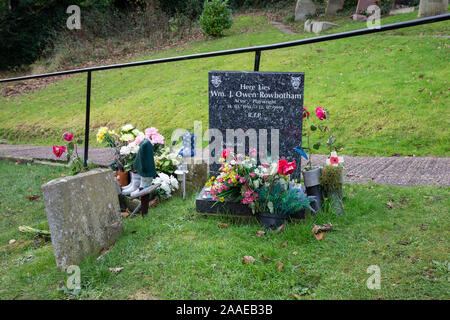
[250,172,255,177]
[150,133,165,145]
[145,127,159,136]
[235,174,240,180]
[211,194,217,201]
[134,135,145,145]
[303,107,310,119]
[263,175,268,180]
[222,148,231,160]
[316,107,327,120]
[249,148,257,157]
[52,145,66,158]
[278,159,296,175]
[239,177,246,183]
[62,132,73,142]
[262,162,269,167]
[217,177,223,183]
[228,179,233,184]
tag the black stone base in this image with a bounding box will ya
[195,186,305,219]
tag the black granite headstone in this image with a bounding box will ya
[208,71,304,180]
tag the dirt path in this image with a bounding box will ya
[1,144,449,187]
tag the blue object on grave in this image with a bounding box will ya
[178,133,196,157]
[295,146,308,160]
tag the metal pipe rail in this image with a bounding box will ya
[1,13,449,167]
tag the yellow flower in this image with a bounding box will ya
[219,197,225,202]
[205,182,212,187]
[96,127,108,143]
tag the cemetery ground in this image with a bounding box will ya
[1,10,449,157]
[0,160,448,300]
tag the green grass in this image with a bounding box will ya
[0,160,449,299]
[0,11,449,157]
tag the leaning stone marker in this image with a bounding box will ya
[42,168,122,270]
[295,0,317,20]
[325,0,344,15]
[418,0,448,17]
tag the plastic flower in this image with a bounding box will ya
[145,127,159,136]
[121,124,134,132]
[222,148,231,160]
[326,151,344,167]
[316,107,327,120]
[277,159,296,175]
[62,132,73,142]
[303,107,310,119]
[52,145,66,158]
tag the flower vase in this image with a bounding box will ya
[302,166,323,212]
[116,171,129,187]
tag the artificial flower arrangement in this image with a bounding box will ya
[152,172,179,199]
[96,124,180,199]
[52,131,86,175]
[205,148,315,227]
[296,106,345,213]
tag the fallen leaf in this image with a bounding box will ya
[359,278,366,282]
[314,232,324,240]
[109,267,124,273]
[281,241,287,248]
[218,223,228,228]
[242,256,255,264]
[275,223,287,233]
[61,173,66,177]
[278,262,284,271]
[27,195,40,201]
[255,230,266,237]
[260,254,271,261]
[121,210,130,219]
[9,239,16,244]
[292,251,298,255]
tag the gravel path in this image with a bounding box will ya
[1,144,449,187]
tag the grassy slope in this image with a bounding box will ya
[0,160,448,299]
[0,11,449,157]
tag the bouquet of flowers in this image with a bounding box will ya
[206,148,302,214]
[155,147,182,175]
[152,172,179,199]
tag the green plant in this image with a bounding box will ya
[319,165,343,193]
[199,0,233,37]
[255,182,315,215]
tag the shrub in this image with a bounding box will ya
[199,0,233,37]
[319,166,343,194]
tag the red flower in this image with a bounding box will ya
[302,107,310,119]
[316,107,327,120]
[222,148,231,159]
[52,145,66,158]
[277,159,296,175]
[62,132,73,142]
[330,157,339,164]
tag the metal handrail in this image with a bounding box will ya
[1,13,449,166]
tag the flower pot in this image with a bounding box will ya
[302,167,322,187]
[258,212,289,229]
[302,167,323,212]
[116,171,129,187]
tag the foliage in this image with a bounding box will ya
[154,147,182,175]
[199,0,233,37]
[319,165,343,193]
[51,131,86,175]
[256,182,315,215]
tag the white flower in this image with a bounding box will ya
[128,142,140,154]
[120,133,134,142]
[120,146,131,156]
[132,129,144,137]
[121,124,134,132]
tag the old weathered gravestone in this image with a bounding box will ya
[295,0,317,20]
[208,71,304,181]
[305,20,339,33]
[325,0,345,15]
[42,168,122,270]
[418,0,448,17]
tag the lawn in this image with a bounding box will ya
[0,160,448,299]
[0,10,449,157]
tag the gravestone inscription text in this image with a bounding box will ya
[209,71,304,180]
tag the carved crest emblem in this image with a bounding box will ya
[211,76,222,88]
[291,76,301,90]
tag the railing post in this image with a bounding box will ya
[83,71,92,168]
[254,50,261,71]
